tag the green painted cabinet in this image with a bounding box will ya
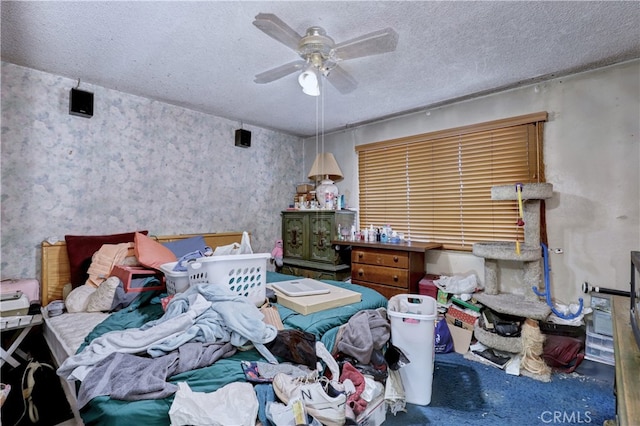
[281,210,355,281]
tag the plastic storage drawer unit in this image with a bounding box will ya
[585,320,614,366]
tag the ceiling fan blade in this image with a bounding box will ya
[255,60,306,84]
[253,13,302,52]
[332,28,399,61]
[325,65,358,94]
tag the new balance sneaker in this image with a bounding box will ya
[319,376,355,399]
[272,373,347,426]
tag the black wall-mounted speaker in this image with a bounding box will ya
[69,88,94,118]
[235,129,251,148]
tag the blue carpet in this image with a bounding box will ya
[383,353,615,425]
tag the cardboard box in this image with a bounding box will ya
[436,289,449,305]
[445,308,476,354]
[270,282,361,315]
[296,183,315,194]
[357,396,386,426]
[446,320,473,354]
[446,306,479,326]
[418,274,440,299]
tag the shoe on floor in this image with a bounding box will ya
[272,373,347,426]
[319,376,355,399]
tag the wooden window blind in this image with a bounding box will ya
[357,112,547,251]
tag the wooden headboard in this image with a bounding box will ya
[40,232,247,306]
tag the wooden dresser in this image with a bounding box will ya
[333,240,442,299]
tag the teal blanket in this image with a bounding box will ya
[79,273,387,425]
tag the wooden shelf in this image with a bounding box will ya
[333,240,441,253]
[611,295,640,425]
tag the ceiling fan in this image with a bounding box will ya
[252,13,399,95]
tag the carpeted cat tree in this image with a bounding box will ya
[472,183,553,354]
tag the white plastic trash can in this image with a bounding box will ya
[387,294,437,405]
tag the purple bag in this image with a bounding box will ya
[435,319,454,353]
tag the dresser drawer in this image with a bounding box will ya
[351,279,408,300]
[281,264,351,282]
[352,248,409,268]
[352,262,409,289]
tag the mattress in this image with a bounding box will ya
[47,273,388,425]
[42,310,110,367]
[42,309,110,424]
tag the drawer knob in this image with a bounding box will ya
[358,252,363,259]
[393,256,399,262]
[357,268,364,277]
[393,275,399,282]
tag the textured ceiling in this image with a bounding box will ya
[2,1,639,137]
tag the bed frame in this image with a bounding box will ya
[40,232,246,306]
[39,232,246,424]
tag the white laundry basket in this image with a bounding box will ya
[159,262,190,295]
[187,253,270,306]
[387,294,438,405]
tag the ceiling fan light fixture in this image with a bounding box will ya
[253,14,398,95]
[298,66,320,96]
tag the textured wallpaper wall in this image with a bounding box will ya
[1,62,303,280]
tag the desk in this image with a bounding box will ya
[611,295,640,425]
[1,314,43,367]
[333,240,442,299]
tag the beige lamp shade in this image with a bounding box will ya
[307,152,344,181]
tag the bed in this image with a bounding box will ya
[40,232,388,425]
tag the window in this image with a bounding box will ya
[357,112,547,251]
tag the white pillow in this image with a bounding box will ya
[86,276,120,312]
[65,285,96,313]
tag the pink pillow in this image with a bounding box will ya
[134,232,177,269]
